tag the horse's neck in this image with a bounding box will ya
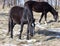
[50,7,56,15]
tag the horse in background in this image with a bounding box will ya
[25,1,58,24]
[8,6,35,40]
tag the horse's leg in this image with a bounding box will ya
[8,17,15,38]
[39,13,44,23]
[27,25,29,40]
[8,19,11,34]
[19,22,24,39]
[8,20,15,35]
[44,13,47,24]
[10,22,16,38]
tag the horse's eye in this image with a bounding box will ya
[31,23,35,27]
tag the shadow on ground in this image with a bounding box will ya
[0,13,8,16]
[34,29,60,41]
[47,20,56,24]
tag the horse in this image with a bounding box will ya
[8,6,35,40]
[24,1,58,24]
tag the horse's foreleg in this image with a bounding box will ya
[27,25,29,40]
[39,13,44,23]
[19,23,24,39]
[44,13,47,24]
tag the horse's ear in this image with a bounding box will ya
[56,11,58,13]
[33,18,35,22]
[57,11,58,13]
[56,11,58,15]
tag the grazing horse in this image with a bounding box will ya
[8,6,35,39]
[25,1,58,23]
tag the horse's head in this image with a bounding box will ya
[29,18,35,37]
[24,5,35,37]
[53,11,58,22]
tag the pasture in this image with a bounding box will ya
[0,6,60,46]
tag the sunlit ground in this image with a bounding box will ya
[0,6,60,46]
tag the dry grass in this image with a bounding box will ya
[0,7,60,46]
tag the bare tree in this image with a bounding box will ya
[55,0,58,9]
[2,0,5,9]
[47,0,49,2]
[51,0,53,6]
[17,0,20,5]
[10,0,13,6]
[57,0,60,9]
[29,0,33,1]
[13,0,18,6]
[7,0,11,7]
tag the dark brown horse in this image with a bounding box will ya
[25,1,58,23]
[8,6,35,40]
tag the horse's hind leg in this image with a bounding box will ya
[8,18,12,35]
[10,20,15,38]
[8,19,11,35]
[8,17,15,38]
[19,22,24,39]
[39,13,44,23]
[27,25,29,40]
[44,13,47,24]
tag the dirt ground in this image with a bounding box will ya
[0,7,60,46]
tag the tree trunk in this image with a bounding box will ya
[2,0,5,9]
[55,0,57,10]
[7,0,10,7]
[14,0,17,6]
[10,0,12,6]
[29,0,33,1]
[51,0,53,6]
[57,0,59,9]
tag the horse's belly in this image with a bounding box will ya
[32,7,42,12]
[12,18,28,24]
[34,10,41,12]
[12,18,21,24]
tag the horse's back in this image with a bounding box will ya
[25,1,52,12]
[10,6,24,24]
[25,1,50,7]
[10,6,24,16]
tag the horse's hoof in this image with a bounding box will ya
[19,37,21,39]
[11,36,13,38]
[39,21,40,23]
[27,36,29,40]
[44,21,47,25]
[30,34,34,37]
[11,37,13,39]
[27,38,29,40]
[45,23,47,25]
[19,38,21,39]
